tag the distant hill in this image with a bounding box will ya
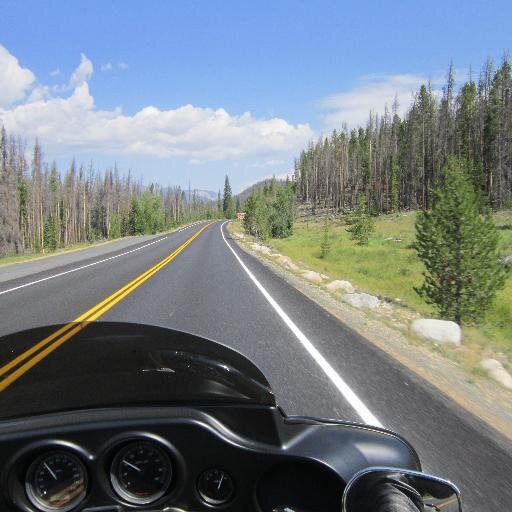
[236,178,287,202]
[183,189,218,202]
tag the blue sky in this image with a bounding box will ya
[0,0,510,192]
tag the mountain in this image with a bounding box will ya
[236,178,287,202]
[183,189,218,202]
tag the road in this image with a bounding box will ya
[0,221,510,510]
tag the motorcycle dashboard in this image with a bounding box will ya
[0,405,348,512]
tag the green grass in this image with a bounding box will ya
[266,210,512,362]
[0,240,115,268]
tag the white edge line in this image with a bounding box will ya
[220,221,383,428]
[0,220,210,296]
[0,236,167,296]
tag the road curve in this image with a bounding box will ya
[0,220,510,511]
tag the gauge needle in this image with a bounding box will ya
[217,473,224,491]
[122,460,142,472]
[44,463,58,480]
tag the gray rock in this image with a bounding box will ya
[342,292,380,310]
[480,359,512,390]
[251,243,271,255]
[301,270,326,284]
[411,319,461,345]
[326,280,355,294]
[275,255,299,271]
[501,255,512,268]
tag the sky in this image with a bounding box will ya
[0,0,510,193]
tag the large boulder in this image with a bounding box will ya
[326,280,355,294]
[301,270,326,284]
[480,359,512,390]
[275,255,299,271]
[501,255,512,268]
[411,319,461,345]
[251,243,271,255]
[342,292,380,310]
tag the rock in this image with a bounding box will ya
[251,243,271,254]
[501,255,512,268]
[480,359,512,390]
[411,319,461,345]
[272,254,299,270]
[342,292,380,310]
[301,270,326,284]
[326,280,355,294]
[232,232,245,240]
[276,255,299,271]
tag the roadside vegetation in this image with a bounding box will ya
[238,55,512,384]
[235,208,512,367]
[243,178,295,239]
[0,127,221,259]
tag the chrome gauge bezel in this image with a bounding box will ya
[109,440,173,505]
[25,450,88,512]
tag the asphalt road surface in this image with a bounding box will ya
[0,221,510,510]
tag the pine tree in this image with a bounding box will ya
[320,217,332,258]
[223,175,234,218]
[269,186,294,238]
[346,195,374,245]
[43,217,57,252]
[414,157,507,324]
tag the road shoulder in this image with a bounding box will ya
[227,223,512,441]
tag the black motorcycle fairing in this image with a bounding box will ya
[0,405,420,512]
[0,322,275,420]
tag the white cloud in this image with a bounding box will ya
[50,68,61,77]
[117,61,128,70]
[69,53,93,88]
[251,158,284,168]
[0,47,312,164]
[0,45,35,108]
[101,62,113,72]
[321,74,442,129]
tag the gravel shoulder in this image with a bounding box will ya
[228,223,512,440]
[0,234,166,284]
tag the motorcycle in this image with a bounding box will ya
[0,323,461,511]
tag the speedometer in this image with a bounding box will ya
[110,441,172,504]
[25,451,87,512]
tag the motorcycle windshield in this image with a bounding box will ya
[0,322,275,420]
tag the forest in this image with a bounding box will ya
[0,127,218,257]
[294,57,512,213]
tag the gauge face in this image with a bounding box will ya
[197,468,235,505]
[110,441,172,504]
[25,451,87,512]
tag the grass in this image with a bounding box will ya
[0,240,119,268]
[262,210,512,365]
[0,223,190,268]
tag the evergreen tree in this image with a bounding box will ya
[320,217,332,258]
[43,217,57,252]
[414,157,507,324]
[223,175,234,218]
[243,193,270,239]
[269,186,294,238]
[346,195,374,245]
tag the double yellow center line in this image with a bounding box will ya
[0,223,212,392]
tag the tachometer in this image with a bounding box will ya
[110,441,172,504]
[25,451,87,512]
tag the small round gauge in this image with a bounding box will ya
[197,468,235,505]
[25,451,87,512]
[110,441,172,505]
